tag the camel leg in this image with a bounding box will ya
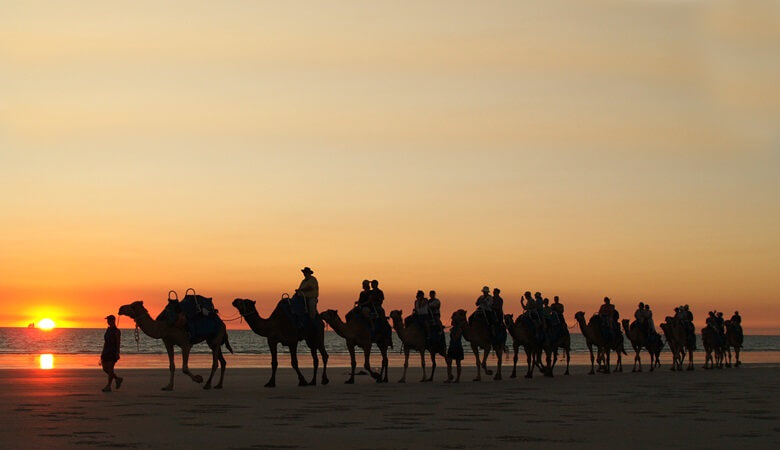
[399,348,410,383]
[419,351,427,382]
[494,349,502,381]
[320,345,330,385]
[381,346,389,383]
[427,352,436,382]
[345,345,356,384]
[472,345,482,382]
[203,346,219,390]
[735,347,741,367]
[524,348,533,379]
[445,357,453,383]
[181,347,203,384]
[725,347,731,368]
[687,350,694,371]
[362,346,379,380]
[482,348,493,376]
[163,342,175,391]
[544,349,553,378]
[510,344,519,378]
[564,348,570,375]
[587,344,595,375]
[632,348,640,372]
[604,349,611,374]
[308,344,319,386]
[289,343,309,387]
[266,341,279,387]
[214,349,226,389]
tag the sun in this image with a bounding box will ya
[37,318,56,330]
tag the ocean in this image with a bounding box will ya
[3,327,780,355]
[1,327,779,369]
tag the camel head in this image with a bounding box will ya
[319,309,339,325]
[118,301,148,320]
[389,310,403,321]
[232,298,257,317]
[574,311,586,322]
[504,314,514,328]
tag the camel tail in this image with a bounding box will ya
[224,334,234,354]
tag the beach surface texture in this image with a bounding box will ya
[1,364,778,449]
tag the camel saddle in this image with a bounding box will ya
[159,294,222,342]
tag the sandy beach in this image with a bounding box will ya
[1,363,778,449]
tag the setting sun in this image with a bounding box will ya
[37,318,56,330]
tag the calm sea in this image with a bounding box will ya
[1,328,779,368]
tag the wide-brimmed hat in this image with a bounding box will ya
[481,286,490,293]
[301,267,313,274]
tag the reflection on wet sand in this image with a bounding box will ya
[39,354,53,370]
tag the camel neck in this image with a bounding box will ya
[390,316,404,332]
[135,313,165,339]
[326,316,349,339]
[242,310,274,337]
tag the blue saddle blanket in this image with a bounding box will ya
[160,294,222,341]
[280,294,320,333]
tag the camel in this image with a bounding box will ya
[621,319,663,372]
[660,318,694,371]
[320,309,390,384]
[231,298,328,387]
[389,310,449,383]
[504,314,543,378]
[452,309,505,381]
[725,320,743,367]
[541,319,571,377]
[701,326,724,370]
[574,312,625,374]
[118,301,233,390]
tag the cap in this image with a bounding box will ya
[105,315,116,321]
[482,286,490,293]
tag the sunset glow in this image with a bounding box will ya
[37,319,56,331]
[0,1,778,333]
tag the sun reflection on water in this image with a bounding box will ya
[39,354,54,370]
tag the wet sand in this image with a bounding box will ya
[1,363,778,449]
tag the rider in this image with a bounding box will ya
[645,304,656,335]
[357,280,373,331]
[368,280,385,312]
[729,310,743,340]
[429,290,443,331]
[551,296,564,316]
[475,286,494,333]
[715,311,726,345]
[368,279,387,336]
[296,267,319,319]
[492,288,504,334]
[598,297,616,337]
[428,290,444,347]
[414,290,430,337]
[634,302,649,337]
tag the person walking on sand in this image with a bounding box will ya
[101,315,123,392]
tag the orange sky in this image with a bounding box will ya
[1,1,778,333]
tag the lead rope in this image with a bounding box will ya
[134,325,140,352]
